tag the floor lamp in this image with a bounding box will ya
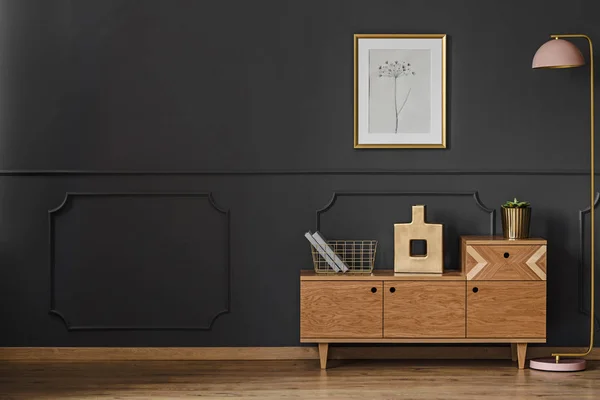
[530,34,594,372]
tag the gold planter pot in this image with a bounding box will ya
[501,207,531,239]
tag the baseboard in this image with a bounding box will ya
[1,346,599,362]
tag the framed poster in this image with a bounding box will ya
[354,34,446,148]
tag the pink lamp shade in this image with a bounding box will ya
[532,39,585,69]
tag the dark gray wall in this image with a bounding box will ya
[0,0,598,347]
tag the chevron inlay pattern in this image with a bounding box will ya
[465,245,547,281]
[466,246,488,280]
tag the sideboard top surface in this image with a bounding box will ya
[302,236,547,281]
[300,270,465,281]
[461,236,546,245]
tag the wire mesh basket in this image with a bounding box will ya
[311,240,378,274]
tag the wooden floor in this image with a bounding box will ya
[0,359,599,399]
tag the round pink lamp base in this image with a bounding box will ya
[529,357,586,372]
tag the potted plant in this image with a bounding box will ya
[501,198,531,239]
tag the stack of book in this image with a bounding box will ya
[304,231,349,273]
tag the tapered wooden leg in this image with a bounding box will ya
[511,343,517,362]
[517,343,527,369]
[318,343,329,370]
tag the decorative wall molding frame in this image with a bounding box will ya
[48,192,231,331]
[316,191,496,235]
[578,192,600,330]
[0,169,599,176]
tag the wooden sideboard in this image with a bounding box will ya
[300,236,547,369]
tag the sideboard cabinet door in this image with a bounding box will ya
[383,281,466,338]
[301,281,383,338]
[467,281,546,338]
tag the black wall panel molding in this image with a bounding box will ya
[316,191,496,236]
[578,192,600,330]
[0,169,599,176]
[0,0,597,347]
[48,192,231,331]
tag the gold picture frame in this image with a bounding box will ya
[354,34,447,148]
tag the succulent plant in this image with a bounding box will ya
[502,198,531,208]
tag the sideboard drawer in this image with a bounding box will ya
[467,281,546,338]
[465,244,546,281]
[300,281,383,338]
[383,281,466,338]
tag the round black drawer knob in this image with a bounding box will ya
[472,287,479,293]
[504,252,510,258]
[371,287,377,293]
[389,287,396,293]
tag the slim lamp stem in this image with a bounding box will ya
[549,34,595,361]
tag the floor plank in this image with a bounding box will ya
[0,360,598,399]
